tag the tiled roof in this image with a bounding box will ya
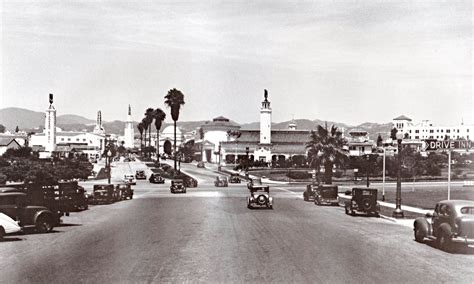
[393,115,412,121]
[235,130,310,143]
[0,138,20,147]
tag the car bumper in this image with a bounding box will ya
[319,198,339,204]
[452,236,474,245]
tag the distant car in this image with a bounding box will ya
[247,178,273,209]
[149,173,165,184]
[115,184,133,200]
[214,176,228,187]
[123,174,137,185]
[229,173,241,183]
[303,184,317,201]
[314,185,339,206]
[183,176,198,188]
[91,184,115,204]
[0,191,57,233]
[135,170,147,180]
[197,161,205,168]
[0,212,21,240]
[170,179,186,194]
[344,188,380,217]
[414,200,474,252]
[59,181,88,211]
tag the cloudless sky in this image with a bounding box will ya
[1,0,472,126]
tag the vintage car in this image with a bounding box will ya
[214,176,228,187]
[135,170,147,180]
[0,212,21,240]
[247,178,273,209]
[183,176,198,188]
[18,184,71,218]
[0,191,57,233]
[413,200,474,252]
[59,181,88,211]
[123,174,137,185]
[170,179,186,194]
[91,184,115,204]
[197,161,205,168]
[303,183,317,201]
[229,173,241,183]
[149,173,165,184]
[115,183,133,200]
[314,185,339,206]
[344,188,380,217]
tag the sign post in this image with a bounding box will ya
[422,139,472,200]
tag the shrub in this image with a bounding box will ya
[287,171,311,180]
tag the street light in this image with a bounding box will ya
[245,146,249,180]
[365,154,370,188]
[392,133,405,218]
[107,149,112,184]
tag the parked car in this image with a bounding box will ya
[22,184,71,218]
[214,176,228,187]
[183,176,198,188]
[314,185,339,206]
[149,173,165,184]
[413,200,474,252]
[197,161,205,168]
[135,170,147,180]
[123,174,137,185]
[115,184,134,200]
[0,212,21,240]
[229,173,241,183]
[170,179,186,194]
[0,191,57,233]
[91,184,115,204]
[247,178,273,209]
[59,181,88,211]
[303,183,317,201]
[344,188,380,217]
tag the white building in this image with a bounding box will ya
[393,115,473,141]
[159,125,185,155]
[93,110,105,135]
[123,105,135,148]
[44,93,57,154]
[346,129,375,156]
[198,116,240,163]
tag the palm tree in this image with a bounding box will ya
[306,124,347,184]
[141,117,149,157]
[153,108,166,159]
[164,88,185,170]
[144,108,155,157]
[137,122,144,153]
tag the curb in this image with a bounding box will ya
[379,215,397,222]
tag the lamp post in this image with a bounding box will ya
[392,133,404,218]
[365,154,370,188]
[245,146,249,180]
[107,149,112,184]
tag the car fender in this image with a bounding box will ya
[437,223,453,237]
[33,210,54,224]
[414,218,431,237]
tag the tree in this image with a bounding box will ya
[137,122,144,153]
[153,108,166,158]
[306,124,347,184]
[390,127,398,140]
[164,88,185,170]
[376,134,383,147]
[0,124,6,133]
[141,118,149,156]
[15,126,19,133]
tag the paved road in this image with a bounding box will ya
[0,162,473,283]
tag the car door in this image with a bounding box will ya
[0,196,18,221]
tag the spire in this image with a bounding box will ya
[262,89,271,109]
[97,110,102,127]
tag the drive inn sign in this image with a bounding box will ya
[421,139,472,151]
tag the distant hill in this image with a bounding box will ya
[0,107,392,139]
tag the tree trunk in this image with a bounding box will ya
[324,162,333,184]
[174,121,177,170]
[140,135,143,155]
[148,125,152,158]
[156,130,160,160]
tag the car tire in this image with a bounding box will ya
[414,226,425,243]
[345,205,349,215]
[247,197,251,209]
[35,215,54,233]
[437,231,452,252]
[84,203,89,210]
[0,226,5,241]
[303,193,308,201]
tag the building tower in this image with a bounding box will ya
[124,104,134,148]
[260,89,272,145]
[44,93,56,153]
[288,116,297,130]
[93,110,105,134]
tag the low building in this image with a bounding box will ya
[0,137,21,156]
[346,129,375,156]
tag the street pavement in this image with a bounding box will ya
[0,161,473,283]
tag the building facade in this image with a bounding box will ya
[123,105,135,148]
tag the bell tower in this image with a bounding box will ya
[124,104,135,148]
[44,93,56,153]
[260,89,272,145]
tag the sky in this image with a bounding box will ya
[1,0,472,126]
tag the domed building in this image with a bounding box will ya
[159,125,185,155]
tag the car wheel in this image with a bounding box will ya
[0,226,5,240]
[247,197,251,209]
[36,215,54,233]
[437,231,452,252]
[303,193,308,201]
[345,205,349,215]
[414,226,425,243]
[84,203,89,210]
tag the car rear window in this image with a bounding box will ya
[460,207,474,215]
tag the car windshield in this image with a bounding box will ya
[460,207,474,215]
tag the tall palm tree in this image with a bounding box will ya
[137,122,144,153]
[153,108,166,159]
[141,117,149,157]
[164,88,185,170]
[306,124,347,184]
[144,108,155,157]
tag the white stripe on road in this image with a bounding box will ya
[273,187,303,199]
